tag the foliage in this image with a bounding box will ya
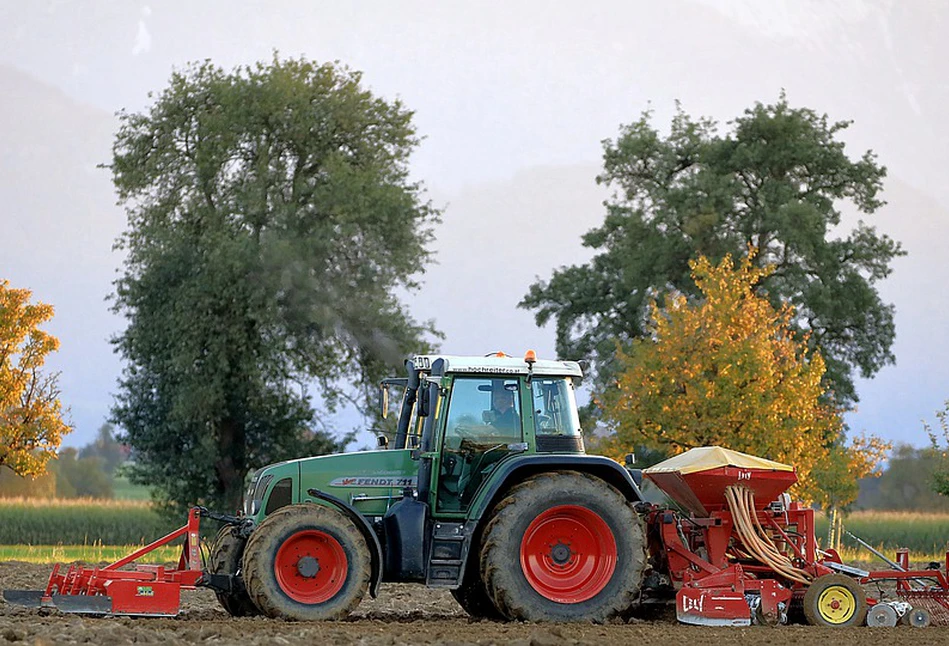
[0,466,55,499]
[0,281,71,475]
[598,252,887,504]
[79,423,125,475]
[807,433,889,510]
[49,448,114,499]
[108,55,439,515]
[857,444,949,512]
[0,424,131,500]
[925,401,949,497]
[0,498,174,544]
[522,95,903,407]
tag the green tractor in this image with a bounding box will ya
[208,352,648,622]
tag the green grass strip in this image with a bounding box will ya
[0,544,183,564]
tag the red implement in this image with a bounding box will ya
[3,507,206,616]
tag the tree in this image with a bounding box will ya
[49,448,114,499]
[0,281,71,475]
[807,434,887,510]
[79,423,125,475]
[109,56,439,515]
[522,95,903,406]
[598,252,887,503]
[0,466,55,499]
[857,444,949,512]
[925,401,949,498]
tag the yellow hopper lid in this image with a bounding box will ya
[643,446,793,476]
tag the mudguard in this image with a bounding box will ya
[468,453,646,522]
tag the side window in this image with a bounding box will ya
[438,377,522,512]
[264,478,293,514]
[532,378,582,437]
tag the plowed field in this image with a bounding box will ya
[1,562,947,645]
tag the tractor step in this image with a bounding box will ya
[426,521,466,587]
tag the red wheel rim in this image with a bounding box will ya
[520,504,617,603]
[274,530,348,603]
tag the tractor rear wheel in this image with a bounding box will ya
[479,471,646,622]
[450,569,504,620]
[208,525,259,616]
[802,574,868,627]
[242,504,371,621]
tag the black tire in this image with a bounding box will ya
[242,504,371,621]
[479,470,646,622]
[450,568,504,620]
[208,525,260,616]
[802,574,867,627]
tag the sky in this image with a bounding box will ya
[1,0,947,451]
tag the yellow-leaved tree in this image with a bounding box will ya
[0,280,71,475]
[599,252,887,505]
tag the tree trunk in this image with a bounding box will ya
[215,417,246,513]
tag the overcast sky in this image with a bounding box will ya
[1,1,947,450]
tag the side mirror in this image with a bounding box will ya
[377,434,389,449]
[418,385,431,417]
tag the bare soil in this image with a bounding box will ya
[1,561,947,645]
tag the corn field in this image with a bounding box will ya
[816,511,949,555]
[0,498,176,545]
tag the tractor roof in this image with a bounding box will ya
[411,353,582,378]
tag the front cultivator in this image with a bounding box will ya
[3,507,207,616]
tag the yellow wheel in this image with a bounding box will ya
[803,574,867,627]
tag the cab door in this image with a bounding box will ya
[434,376,525,514]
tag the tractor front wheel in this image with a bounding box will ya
[242,504,371,621]
[208,525,260,616]
[802,574,868,627]
[479,471,646,622]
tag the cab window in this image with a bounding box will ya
[532,377,582,437]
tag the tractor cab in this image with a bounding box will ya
[380,351,585,452]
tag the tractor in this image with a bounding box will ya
[207,351,648,622]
